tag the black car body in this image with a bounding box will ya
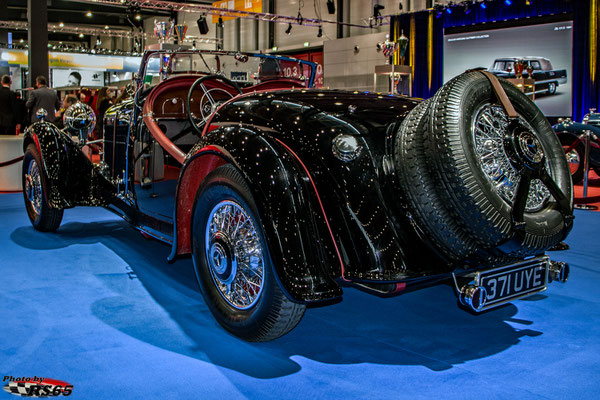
[553,111,600,183]
[21,50,573,341]
[489,57,568,95]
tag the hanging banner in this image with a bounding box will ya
[211,0,262,23]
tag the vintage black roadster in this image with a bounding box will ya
[22,50,573,341]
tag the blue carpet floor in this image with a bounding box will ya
[1,192,599,399]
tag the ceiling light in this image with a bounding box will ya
[86,11,92,17]
[79,33,84,38]
[59,22,64,27]
[285,23,292,35]
[505,0,512,5]
[19,39,24,43]
[135,14,142,20]
[480,1,487,9]
[104,25,110,30]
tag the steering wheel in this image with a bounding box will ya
[187,75,243,135]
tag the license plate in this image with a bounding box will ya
[476,256,549,309]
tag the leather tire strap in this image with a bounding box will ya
[480,70,519,119]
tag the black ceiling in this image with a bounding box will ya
[5,0,214,42]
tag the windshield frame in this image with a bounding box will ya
[135,49,317,92]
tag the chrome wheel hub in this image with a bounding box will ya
[473,104,552,212]
[205,200,264,310]
[24,159,42,215]
[563,147,580,175]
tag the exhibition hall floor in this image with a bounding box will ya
[1,192,599,399]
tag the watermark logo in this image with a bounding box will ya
[2,376,73,397]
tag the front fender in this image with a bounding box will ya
[23,122,115,208]
[172,126,343,303]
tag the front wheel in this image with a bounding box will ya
[547,82,557,95]
[22,144,63,231]
[191,164,305,341]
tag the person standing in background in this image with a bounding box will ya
[54,94,78,130]
[0,75,20,135]
[26,76,61,123]
[94,86,112,139]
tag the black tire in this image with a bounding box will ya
[547,82,557,95]
[420,71,572,259]
[191,164,305,341]
[559,136,584,184]
[395,100,480,262]
[22,144,64,232]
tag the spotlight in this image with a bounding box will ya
[317,25,323,38]
[446,7,453,14]
[327,0,335,14]
[197,14,209,34]
[505,0,512,5]
[59,22,64,27]
[480,1,487,9]
[525,0,532,4]
[79,33,84,38]
[104,25,110,29]
[135,13,142,20]
[285,23,292,35]
[374,4,385,19]
[86,11,92,17]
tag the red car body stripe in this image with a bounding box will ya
[274,138,348,280]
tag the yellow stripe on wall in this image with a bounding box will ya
[428,11,433,90]
[591,0,598,84]
[410,15,416,84]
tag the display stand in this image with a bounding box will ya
[574,128,598,210]
[507,78,536,100]
[374,64,412,96]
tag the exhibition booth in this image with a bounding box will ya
[1,0,600,398]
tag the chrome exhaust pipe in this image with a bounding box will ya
[459,285,488,312]
[549,261,570,283]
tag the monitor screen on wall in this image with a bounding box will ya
[52,69,104,88]
[443,20,573,117]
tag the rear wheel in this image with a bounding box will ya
[22,144,63,232]
[191,164,305,341]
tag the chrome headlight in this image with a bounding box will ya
[64,102,96,139]
[332,134,361,162]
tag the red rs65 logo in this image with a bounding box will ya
[2,376,73,397]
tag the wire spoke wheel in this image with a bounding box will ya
[473,104,552,212]
[205,200,265,310]
[24,159,42,216]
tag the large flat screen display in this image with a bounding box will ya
[443,21,573,117]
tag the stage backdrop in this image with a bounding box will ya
[443,21,573,117]
[391,0,599,120]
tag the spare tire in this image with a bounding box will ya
[418,71,572,260]
[395,99,481,262]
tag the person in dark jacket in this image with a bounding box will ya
[0,75,20,135]
[26,76,61,123]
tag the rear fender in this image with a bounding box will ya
[23,122,115,208]
[171,126,343,302]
